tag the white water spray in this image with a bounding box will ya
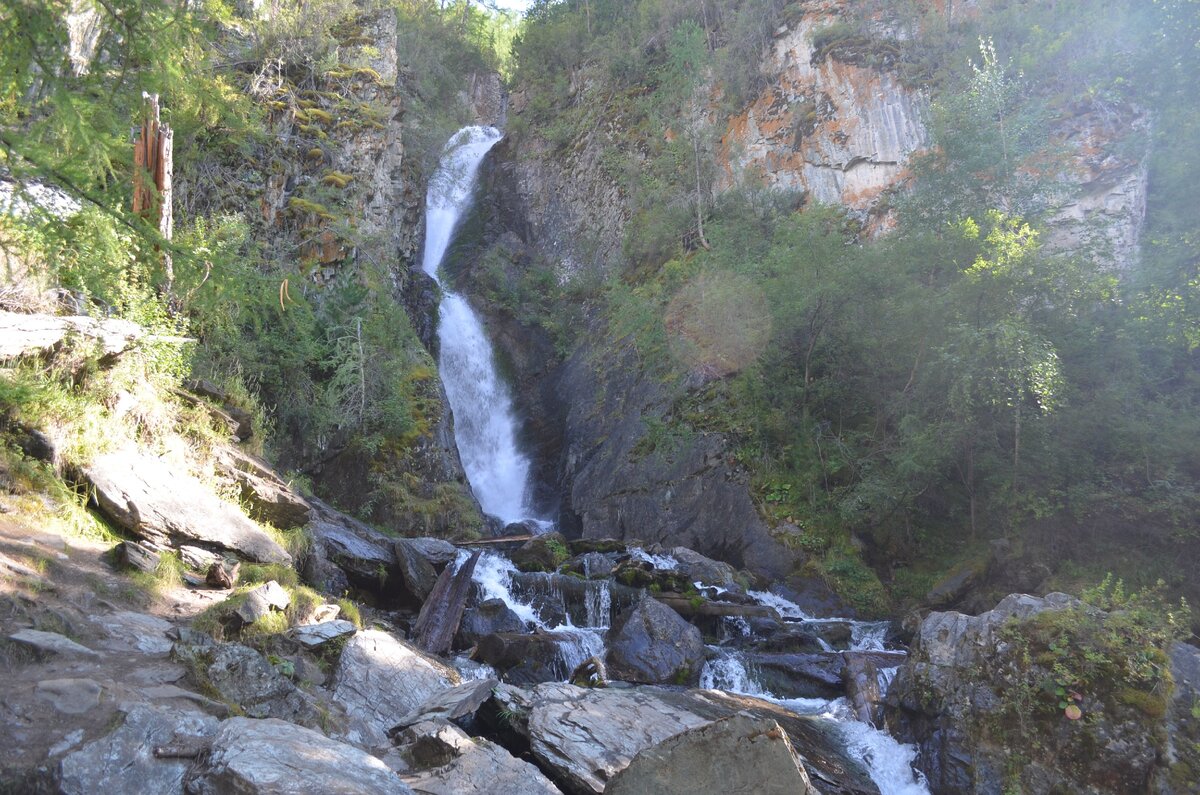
[422,126,536,525]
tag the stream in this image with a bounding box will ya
[420,126,931,794]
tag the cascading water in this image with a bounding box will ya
[421,126,537,526]
[419,127,928,795]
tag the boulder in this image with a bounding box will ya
[668,546,742,590]
[606,598,706,686]
[742,652,846,700]
[922,562,980,609]
[60,703,218,795]
[332,630,459,748]
[191,643,324,728]
[304,500,396,594]
[527,683,711,793]
[85,448,290,564]
[396,720,561,795]
[291,619,356,649]
[187,717,413,794]
[521,683,877,795]
[472,630,601,685]
[886,592,1162,795]
[605,714,815,795]
[389,677,499,734]
[1156,642,1200,791]
[454,598,527,650]
[234,581,290,625]
[394,538,441,602]
[510,532,570,572]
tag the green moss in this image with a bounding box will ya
[320,171,354,189]
[287,197,335,220]
[1116,687,1169,720]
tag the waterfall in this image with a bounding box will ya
[421,126,536,526]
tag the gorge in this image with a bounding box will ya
[1,0,1199,793]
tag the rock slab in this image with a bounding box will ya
[605,597,705,685]
[333,630,458,748]
[85,448,290,564]
[187,717,413,794]
[605,714,815,795]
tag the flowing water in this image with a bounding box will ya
[421,126,536,526]
[422,127,928,794]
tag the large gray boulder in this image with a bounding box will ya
[605,598,705,685]
[395,719,561,795]
[332,630,459,748]
[304,499,396,594]
[520,683,877,795]
[187,717,413,794]
[527,683,710,793]
[85,448,290,564]
[454,599,527,650]
[605,714,815,795]
[60,703,218,795]
[886,592,1164,794]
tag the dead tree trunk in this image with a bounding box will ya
[411,549,481,655]
[132,93,174,288]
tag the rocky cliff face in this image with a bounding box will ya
[177,6,480,536]
[717,3,927,219]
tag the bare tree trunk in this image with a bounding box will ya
[692,134,710,250]
[132,93,173,289]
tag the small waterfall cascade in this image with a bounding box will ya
[421,126,537,526]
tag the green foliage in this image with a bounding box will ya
[997,578,1189,730]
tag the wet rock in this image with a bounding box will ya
[93,611,174,655]
[396,719,562,795]
[562,551,616,579]
[187,717,412,794]
[234,580,290,625]
[455,598,527,650]
[668,546,743,590]
[85,448,290,564]
[605,598,706,686]
[605,714,815,795]
[60,703,218,795]
[332,630,459,749]
[472,631,581,685]
[742,620,828,654]
[291,619,356,649]
[510,532,569,573]
[195,643,324,728]
[9,629,99,659]
[742,652,846,700]
[389,677,500,734]
[35,678,102,715]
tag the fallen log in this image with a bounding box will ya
[411,549,481,655]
